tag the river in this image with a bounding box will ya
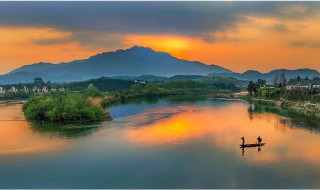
[1,97,320,188]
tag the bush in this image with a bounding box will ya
[23,92,110,123]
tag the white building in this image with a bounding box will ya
[23,86,28,92]
[0,87,4,94]
[286,84,320,91]
[9,86,17,93]
[41,86,48,93]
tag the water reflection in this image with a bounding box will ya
[0,104,102,156]
[29,122,101,138]
[241,145,264,157]
[2,98,320,188]
[116,100,320,166]
[0,121,69,155]
[250,104,320,133]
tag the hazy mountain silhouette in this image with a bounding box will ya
[0,46,233,84]
[1,46,319,84]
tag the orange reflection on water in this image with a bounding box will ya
[0,105,68,155]
[127,102,320,165]
[127,111,209,146]
[0,121,68,155]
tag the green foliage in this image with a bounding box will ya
[87,83,95,90]
[101,79,235,107]
[144,83,160,95]
[165,80,206,89]
[67,77,135,92]
[23,92,110,123]
[0,91,33,100]
[34,77,44,86]
[248,77,320,104]
[256,79,266,87]
[86,83,102,97]
[247,81,255,95]
[130,84,143,94]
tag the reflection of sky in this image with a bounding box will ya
[0,105,70,156]
[1,99,320,188]
[108,98,234,118]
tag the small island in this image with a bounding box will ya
[23,92,111,124]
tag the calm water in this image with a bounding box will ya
[1,97,320,188]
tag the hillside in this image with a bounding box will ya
[208,69,320,82]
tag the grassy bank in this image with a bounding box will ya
[244,94,320,128]
[244,93,320,114]
[250,103,320,130]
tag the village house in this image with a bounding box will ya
[0,87,5,94]
[9,86,17,93]
[286,78,320,90]
[0,82,64,95]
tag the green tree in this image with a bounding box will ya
[23,92,110,123]
[247,81,255,95]
[86,83,101,97]
[34,77,44,86]
[130,84,143,94]
[145,83,159,95]
[256,79,266,88]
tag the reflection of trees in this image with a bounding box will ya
[248,104,254,120]
[248,104,320,134]
[166,95,207,103]
[107,96,160,108]
[28,121,102,138]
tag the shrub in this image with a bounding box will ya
[23,92,110,123]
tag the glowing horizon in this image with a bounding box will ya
[0,2,320,74]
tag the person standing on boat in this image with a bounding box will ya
[241,137,245,145]
[257,136,262,144]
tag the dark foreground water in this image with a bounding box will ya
[1,97,320,188]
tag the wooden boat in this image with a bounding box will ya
[240,143,265,148]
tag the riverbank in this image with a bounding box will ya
[100,91,236,107]
[252,98,319,113]
[245,95,320,123]
[0,100,26,106]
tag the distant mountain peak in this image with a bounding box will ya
[1,46,233,84]
[127,45,152,51]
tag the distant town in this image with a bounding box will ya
[0,78,65,95]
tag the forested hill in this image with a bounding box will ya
[208,69,320,82]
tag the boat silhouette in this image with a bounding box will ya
[240,143,266,148]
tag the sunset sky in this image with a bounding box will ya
[0,2,320,74]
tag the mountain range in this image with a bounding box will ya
[208,69,320,82]
[0,46,319,84]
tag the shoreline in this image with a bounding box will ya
[249,97,320,119]
[100,92,238,108]
[0,100,26,106]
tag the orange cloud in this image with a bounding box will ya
[0,27,105,74]
[125,15,320,73]
[1,12,320,75]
